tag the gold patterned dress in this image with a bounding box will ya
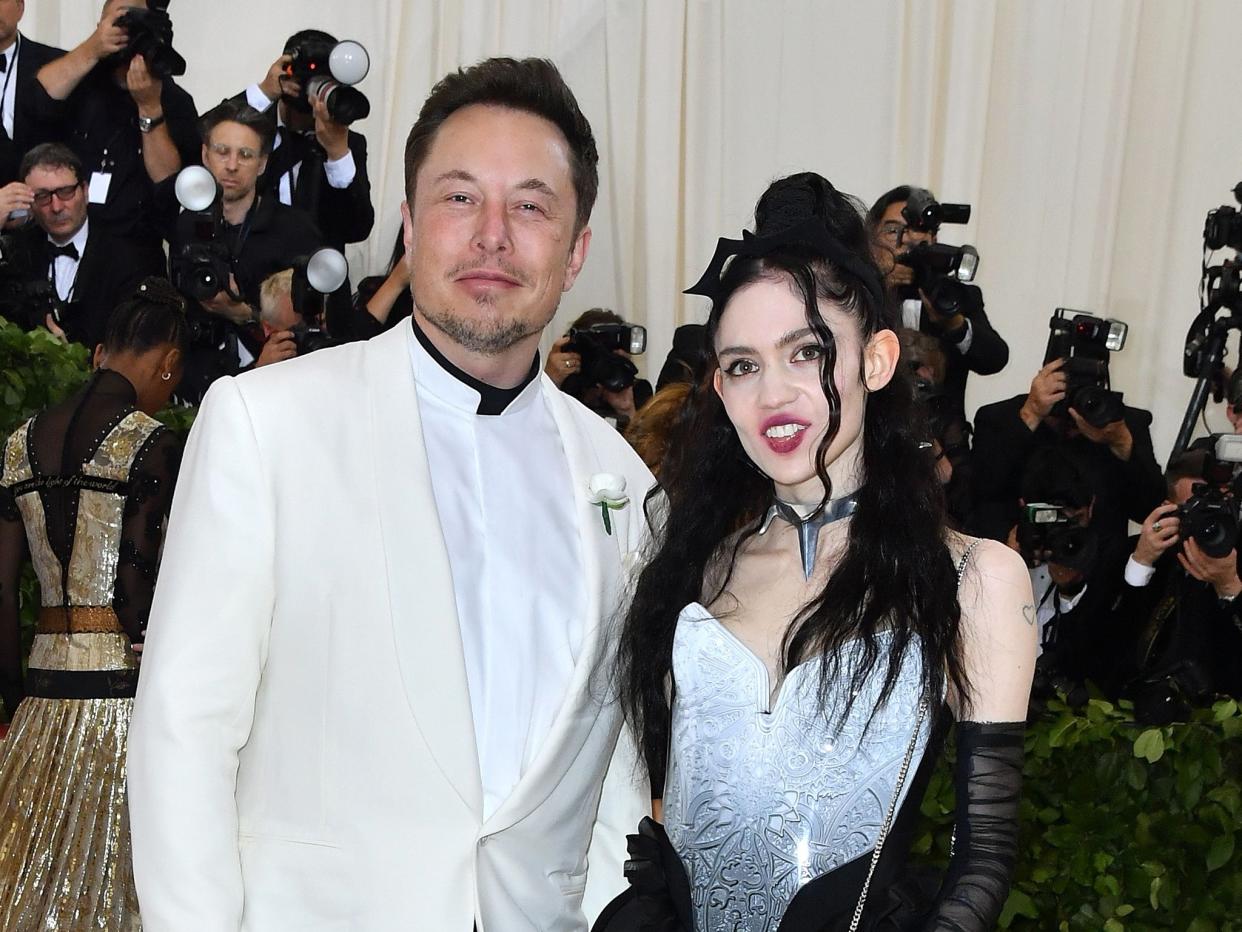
[0,370,181,932]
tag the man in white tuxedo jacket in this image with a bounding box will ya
[127,57,651,931]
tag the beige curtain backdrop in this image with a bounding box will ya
[22,0,1242,460]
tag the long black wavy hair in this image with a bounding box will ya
[617,172,970,786]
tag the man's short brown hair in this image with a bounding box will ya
[403,57,598,235]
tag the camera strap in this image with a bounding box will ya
[0,35,18,137]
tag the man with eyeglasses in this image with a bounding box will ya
[0,142,162,347]
[866,184,1009,420]
[154,100,321,401]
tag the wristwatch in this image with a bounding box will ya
[137,113,167,134]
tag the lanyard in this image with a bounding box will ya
[1,35,19,131]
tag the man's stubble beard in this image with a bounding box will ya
[413,284,560,358]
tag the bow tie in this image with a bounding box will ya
[762,495,859,579]
[0,54,8,74]
[49,242,79,261]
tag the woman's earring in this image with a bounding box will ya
[161,372,172,381]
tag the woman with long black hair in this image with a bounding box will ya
[0,278,188,931]
[606,173,1036,931]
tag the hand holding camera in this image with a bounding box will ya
[545,335,581,387]
[1067,407,1133,461]
[126,55,163,114]
[89,8,130,62]
[309,94,350,162]
[256,330,297,368]
[1178,537,1242,599]
[1135,502,1181,567]
[260,54,294,103]
[1020,357,1067,428]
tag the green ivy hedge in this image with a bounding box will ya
[913,694,1242,930]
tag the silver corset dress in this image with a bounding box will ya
[662,602,933,932]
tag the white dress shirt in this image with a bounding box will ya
[902,297,974,353]
[244,83,357,201]
[1,36,18,139]
[407,320,586,819]
[1029,563,1089,657]
[50,219,89,303]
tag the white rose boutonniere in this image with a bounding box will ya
[588,473,629,535]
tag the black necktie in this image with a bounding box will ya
[0,54,8,73]
[49,242,79,261]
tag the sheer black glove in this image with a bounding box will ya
[923,721,1024,931]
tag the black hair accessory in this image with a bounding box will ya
[684,215,886,310]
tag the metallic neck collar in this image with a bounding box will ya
[759,495,858,579]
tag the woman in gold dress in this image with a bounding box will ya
[0,279,189,931]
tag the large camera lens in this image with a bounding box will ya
[1189,513,1237,558]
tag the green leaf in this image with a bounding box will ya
[1103,920,1125,932]
[999,888,1039,925]
[1134,728,1166,763]
[1214,698,1239,721]
[1207,834,1235,872]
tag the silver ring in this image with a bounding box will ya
[1153,521,1163,532]
[565,359,573,369]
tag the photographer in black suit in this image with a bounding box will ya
[0,143,162,348]
[1115,449,1242,708]
[868,185,1009,418]
[232,29,374,339]
[0,1,63,185]
[27,0,198,251]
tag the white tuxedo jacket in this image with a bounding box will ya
[127,323,653,931]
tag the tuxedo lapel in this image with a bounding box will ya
[365,325,483,817]
[483,382,624,832]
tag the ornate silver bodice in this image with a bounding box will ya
[662,602,932,932]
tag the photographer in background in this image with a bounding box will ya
[237,30,374,253]
[0,143,162,347]
[972,310,1164,543]
[1116,447,1242,711]
[902,326,975,527]
[1010,448,1130,700]
[156,101,322,400]
[29,0,198,252]
[234,29,374,340]
[253,263,340,368]
[0,0,64,185]
[545,307,651,429]
[868,185,1008,419]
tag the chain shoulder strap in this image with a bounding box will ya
[847,538,983,931]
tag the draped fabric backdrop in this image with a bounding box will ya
[23,1,1242,460]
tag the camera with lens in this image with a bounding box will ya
[169,207,231,304]
[1176,434,1242,558]
[1017,502,1098,571]
[896,188,979,317]
[0,232,57,328]
[287,248,349,356]
[564,323,647,393]
[1044,308,1128,428]
[901,188,972,234]
[110,0,186,79]
[284,37,372,125]
[1204,183,1242,253]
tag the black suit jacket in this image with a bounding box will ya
[970,394,1165,543]
[0,35,65,184]
[904,282,1009,417]
[1111,548,1242,699]
[3,216,166,348]
[226,91,375,251]
[26,65,199,248]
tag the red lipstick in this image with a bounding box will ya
[759,415,811,454]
